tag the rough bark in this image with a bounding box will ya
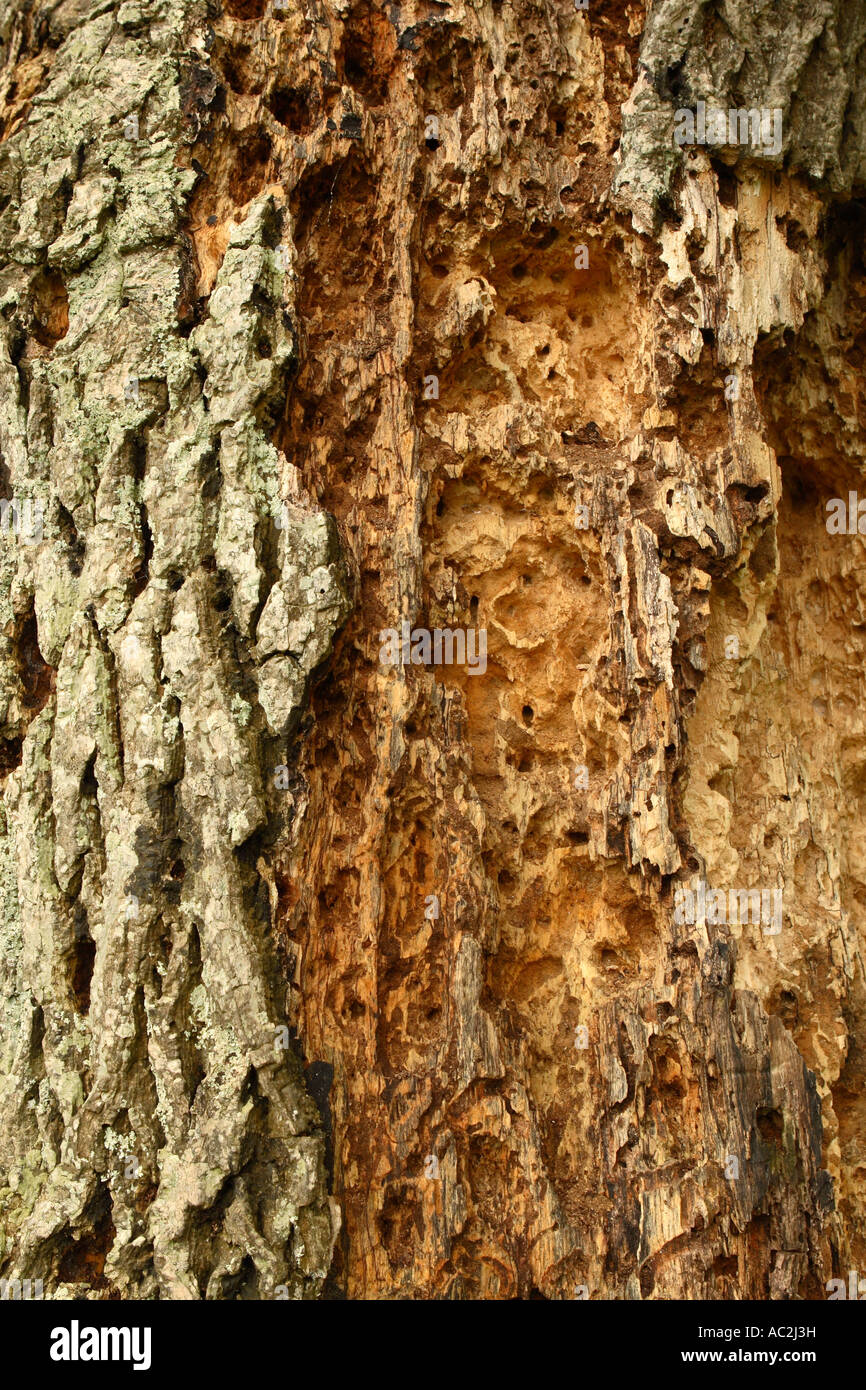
[0,0,864,1301]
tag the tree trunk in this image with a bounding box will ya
[0,0,864,1301]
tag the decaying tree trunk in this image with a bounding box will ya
[0,0,864,1300]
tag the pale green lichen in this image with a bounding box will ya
[0,0,346,1299]
[615,0,866,229]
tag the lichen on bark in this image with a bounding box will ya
[0,0,345,1298]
